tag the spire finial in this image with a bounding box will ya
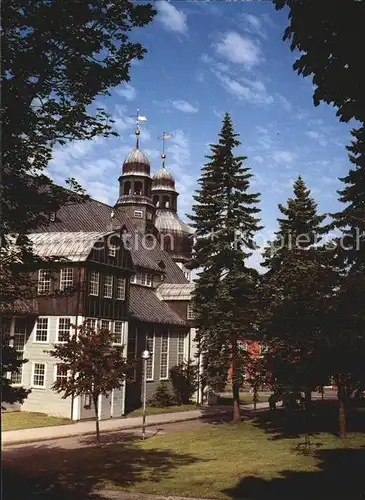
[158,132,171,168]
[132,109,147,149]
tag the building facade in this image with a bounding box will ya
[4,130,198,419]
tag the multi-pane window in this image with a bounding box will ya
[32,363,46,388]
[38,269,51,295]
[35,318,48,342]
[100,319,111,332]
[177,333,185,365]
[85,318,97,330]
[114,321,124,345]
[103,274,113,298]
[11,353,24,384]
[108,245,117,257]
[160,333,169,380]
[89,271,99,296]
[60,268,73,291]
[145,333,154,380]
[14,319,26,351]
[127,329,138,381]
[130,274,136,284]
[134,210,143,218]
[55,364,68,383]
[187,303,195,320]
[116,277,126,300]
[57,318,71,342]
[141,273,152,287]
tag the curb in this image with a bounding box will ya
[2,409,232,447]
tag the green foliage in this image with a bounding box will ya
[149,382,175,408]
[187,113,261,420]
[1,335,30,408]
[170,361,198,405]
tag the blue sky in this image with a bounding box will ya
[49,1,355,268]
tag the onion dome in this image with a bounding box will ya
[154,210,193,234]
[122,129,151,176]
[152,164,176,192]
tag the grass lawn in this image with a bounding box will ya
[4,404,365,499]
[2,411,71,431]
[218,393,270,405]
[126,404,198,418]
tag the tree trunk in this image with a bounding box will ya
[231,339,240,424]
[337,384,347,439]
[93,395,101,445]
[304,389,312,411]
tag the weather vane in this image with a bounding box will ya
[158,132,172,166]
[130,109,147,148]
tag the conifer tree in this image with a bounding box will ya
[261,177,333,407]
[188,114,261,423]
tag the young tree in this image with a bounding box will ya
[49,322,129,444]
[261,177,333,410]
[188,113,261,423]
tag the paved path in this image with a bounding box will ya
[2,402,269,446]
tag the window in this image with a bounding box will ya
[160,333,169,380]
[38,269,51,295]
[134,181,143,195]
[35,318,48,342]
[55,364,68,383]
[11,353,24,385]
[32,363,46,388]
[141,273,152,287]
[89,271,99,296]
[57,318,71,342]
[85,318,97,330]
[177,333,185,365]
[84,393,92,408]
[116,277,126,300]
[103,274,113,298]
[134,210,143,218]
[147,211,152,220]
[100,319,111,332]
[49,212,56,222]
[114,321,124,345]
[127,329,138,381]
[109,245,117,257]
[187,303,195,320]
[130,274,136,284]
[14,319,26,351]
[146,333,154,380]
[60,268,73,290]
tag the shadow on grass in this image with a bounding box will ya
[3,433,201,499]
[248,400,365,440]
[223,447,365,499]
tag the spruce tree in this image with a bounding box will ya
[188,113,261,423]
[261,176,333,407]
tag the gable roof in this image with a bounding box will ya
[156,283,195,301]
[129,285,186,326]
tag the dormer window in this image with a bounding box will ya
[134,210,143,219]
[187,303,195,320]
[141,273,152,287]
[49,212,56,222]
[130,273,136,284]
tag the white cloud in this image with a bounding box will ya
[306,130,328,147]
[253,155,264,164]
[156,1,188,34]
[214,71,273,105]
[116,83,136,102]
[171,100,198,113]
[276,93,292,112]
[215,32,262,68]
[241,13,267,39]
[112,105,135,133]
[272,150,297,164]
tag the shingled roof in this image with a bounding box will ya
[37,196,189,284]
[129,285,186,326]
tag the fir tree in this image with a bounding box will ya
[188,113,261,423]
[261,176,333,408]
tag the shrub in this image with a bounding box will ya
[170,360,198,405]
[149,382,174,407]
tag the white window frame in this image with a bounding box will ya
[130,273,136,284]
[10,352,24,385]
[146,332,155,381]
[89,271,100,296]
[141,273,152,287]
[60,268,73,291]
[49,212,56,222]
[116,277,126,300]
[34,317,49,343]
[187,303,195,320]
[100,319,111,332]
[37,269,51,295]
[54,364,69,383]
[103,274,113,298]
[108,245,117,257]
[32,362,46,388]
[13,318,27,351]
[113,321,124,345]
[134,210,143,218]
[57,317,72,343]
[160,332,169,380]
[85,318,97,330]
[177,332,185,365]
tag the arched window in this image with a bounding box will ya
[163,195,170,208]
[134,181,143,195]
[153,195,160,207]
[124,181,131,195]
